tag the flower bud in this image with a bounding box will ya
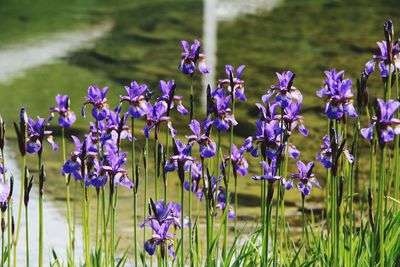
[0,116,5,152]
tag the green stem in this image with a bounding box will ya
[38,155,43,267]
[154,137,159,201]
[378,147,386,266]
[25,204,29,267]
[272,181,280,267]
[180,181,184,267]
[95,191,100,250]
[61,128,73,261]
[210,131,221,257]
[301,194,305,261]
[13,156,25,267]
[223,98,235,259]
[131,117,138,267]
[143,137,149,257]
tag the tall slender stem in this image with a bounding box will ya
[24,203,29,267]
[180,180,184,267]
[378,147,386,266]
[13,156,25,267]
[223,98,235,259]
[143,137,149,255]
[38,155,43,267]
[61,128,73,260]
[131,117,138,267]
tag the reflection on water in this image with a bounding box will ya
[4,145,82,265]
[202,0,282,106]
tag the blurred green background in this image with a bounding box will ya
[0,0,399,254]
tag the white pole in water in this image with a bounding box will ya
[202,0,217,109]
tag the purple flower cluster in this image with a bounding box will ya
[361,99,400,144]
[364,20,400,78]
[245,71,307,161]
[26,116,57,154]
[262,71,302,108]
[179,40,210,75]
[317,69,357,120]
[49,94,76,128]
[142,200,182,258]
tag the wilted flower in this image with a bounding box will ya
[291,161,320,196]
[120,81,149,119]
[263,71,302,108]
[26,117,57,154]
[179,40,210,75]
[361,99,400,144]
[49,94,76,128]
[185,119,216,158]
[317,68,357,120]
[82,85,110,121]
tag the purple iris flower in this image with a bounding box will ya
[183,161,204,201]
[246,120,299,160]
[144,220,176,259]
[316,69,357,120]
[255,102,278,123]
[361,99,400,143]
[218,65,247,101]
[0,178,10,206]
[262,71,302,108]
[277,102,309,136]
[82,85,110,121]
[179,40,210,75]
[364,40,400,77]
[120,81,149,119]
[157,80,188,115]
[141,199,182,229]
[143,101,177,139]
[291,161,320,196]
[49,94,76,128]
[212,94,238,131]
[62,135,98,181]
[102,110,132,145]
[185,119,216,158]
[164,139,195,174]
[26,117,57,154]
[99,146,133,189]
[252,160,282,182]
[223,144,249,177]
[316,134,354,169]
[215,189,235,220]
